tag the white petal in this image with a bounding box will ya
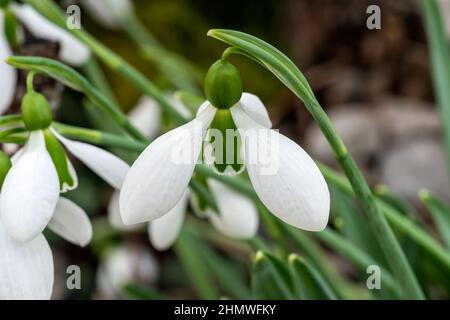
[51,128,130,190]
[148,189,189,251]
[107,190,140,231]
[128,96,162,140]
[0,131,60,242]
[207,179,259,239]
[12,4,90,66]
[231,105,330,231]
[81,0,133,29]
[240,92,272,128]
[0,222,54,299]
[195,100,211,117]
[120,106,216,224]
[47,197,92,247]
[0,11,17,114]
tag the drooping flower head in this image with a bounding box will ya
[120,58,330,232]
[0,82,129,243]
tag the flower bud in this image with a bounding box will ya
[0,151,12,188]
[204,59,242,109]
[21,91,53,131]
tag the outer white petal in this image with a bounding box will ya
[81,0,133,29]
[207,179,258,239]
[196,100,211,117]
[0,222,54,300]
[47,197,92,247]
[148,190,189,251]
[0,11,16,114]
[0,131,59,242]
[240,92,272,128]
[51,128,130,190]
[12,4,90,66]
[120,106,216,224]
[128,96,162,140]
[107,190,140,231]
[231,105,330,231]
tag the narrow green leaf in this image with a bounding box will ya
[420,190,450,249]
[121,283,165,300]
[174,228,218,299]
[288,254,337,300]
[194,232,252,299]
[251,251,295,299]
[315,229,400,298]
[331,186,386,266]
[422,0,450,176]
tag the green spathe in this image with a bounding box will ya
[204,59,242,109]
[21,91,53,130]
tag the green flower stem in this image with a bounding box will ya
[119,11,203,92]
[0,114,23,127]
[315,229,400,297]
[207,29,424,299]
[422,0,450,176]
[82,57,118,104]
[51,122,147,153]
[318,162,450,273]
[24,0,188,125]
[26,71,35,92]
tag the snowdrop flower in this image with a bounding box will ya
[109,95,258,249]
[81,0,133,30]
[11,4,90,66]
[96,242,158,299]
[0,8,17,114]
[120,59,330,231]
[0,151,91,299]
[0,90,129,242]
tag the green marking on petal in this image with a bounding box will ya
[204,109,244,175]
[43,129,77,192]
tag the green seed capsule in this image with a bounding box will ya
[0,151,12,188]
[204,59,242,109]
[21,91,53,131]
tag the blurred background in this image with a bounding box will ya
[5,0,450,299]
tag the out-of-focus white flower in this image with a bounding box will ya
[120,92,330,232]
[128,94,192,141]
[96,243,158,299]
[0,129,129,242]
[0,220,53,300]
[0,10,17,114]
[81,0,133,30]
[11,4,90,66]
